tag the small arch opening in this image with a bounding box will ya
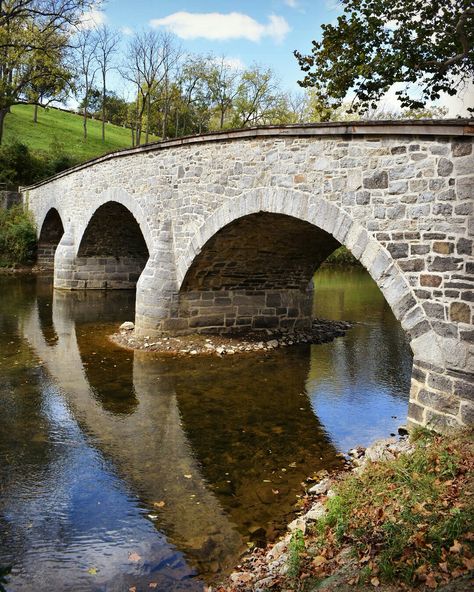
[37,209,64,269]
[75,201,149,290]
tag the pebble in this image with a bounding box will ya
[112,318,354,358]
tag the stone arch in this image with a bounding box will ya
[176,189,443,363]
[71,200,150,290]
[76,187,153,255]
[37,207,65,269]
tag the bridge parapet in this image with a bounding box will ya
[22,121,474,432]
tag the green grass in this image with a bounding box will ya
[3,104,159,162]
[287,529,306,580]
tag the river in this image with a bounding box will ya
[0,268,412,591]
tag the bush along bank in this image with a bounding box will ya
[0,205,37,268]
[217,429,474,591]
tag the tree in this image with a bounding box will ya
[294,0,474,114]
[26,30,72,123]
[231,65,290,127]
[74,27,99,140]
[208,57,241,129]
[0,0,91,143]
[121,30,178,145]
[94,24,120,142]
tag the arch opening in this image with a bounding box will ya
[37,208,64,269]
[75,201,149,290]
[172,212,340,334]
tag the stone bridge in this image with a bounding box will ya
[22,120,474,432]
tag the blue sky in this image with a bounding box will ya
[80,0,473,115]
[82,1,341,91]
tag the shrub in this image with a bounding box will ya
[0,205,37,266]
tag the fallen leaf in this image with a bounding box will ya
[129,588,136,592]
[153,501,166,508]
[149,584,158,589]
[449,540,462,554]
[128,552,141,562]
[439,562,449,573]
[313,555,326,567]
[463,557,474,570]
[371,577,380,587]
[272,489,279,494]
[87,567,98,575]
[426,573,438,589]
[184,474,192,479]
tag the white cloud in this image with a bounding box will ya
[220,56,245,70]
[78,9,107,30]
[120,26,133,36]
[325,0,343,11]
[150,12,290,44]
[284,0,298,7]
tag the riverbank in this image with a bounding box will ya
[110,318,354,356]
[216,428,474,592]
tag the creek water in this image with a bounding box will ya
[0,268,412,591]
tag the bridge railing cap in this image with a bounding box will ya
[22,119,474,191]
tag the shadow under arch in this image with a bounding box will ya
[74,200,150,290]
[176,188,440,361]
[37,208,64,269]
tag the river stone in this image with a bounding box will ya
[308,477,331,495]
[119,321,134,331]
[288,517,306,534]
[305,502,326,521]
[230,572,254,585]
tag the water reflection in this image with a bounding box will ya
[309,268,412,449]
[0,270,411,590]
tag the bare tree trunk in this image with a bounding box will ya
[33,103,38,123]
[145,94,150,144]
[83,105,88,140]
[175,109,179,138]
[0,108,8,145]
[101,70,106,142]
[220,107,224,129]
[135,93,141,145]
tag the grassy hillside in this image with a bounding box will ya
[3,104,159,162]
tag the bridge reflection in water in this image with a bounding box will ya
[3,275,354,590]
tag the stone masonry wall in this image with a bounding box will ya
[23,122,474,431]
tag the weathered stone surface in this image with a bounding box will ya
[437,158,454,177]
[450,302,471,324]
[363,170,388,189]
[452,140,472,157]
[433,241,454,254]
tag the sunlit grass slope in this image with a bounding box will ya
[3,104,159,162]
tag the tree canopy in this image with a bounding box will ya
[0,0,91,141]
[294,0,474,115]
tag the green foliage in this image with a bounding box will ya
[0,140,80,189]
[323,246,360,266]
[287,529,306,580]
[295,0,474,114]
[0,206,37,267]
